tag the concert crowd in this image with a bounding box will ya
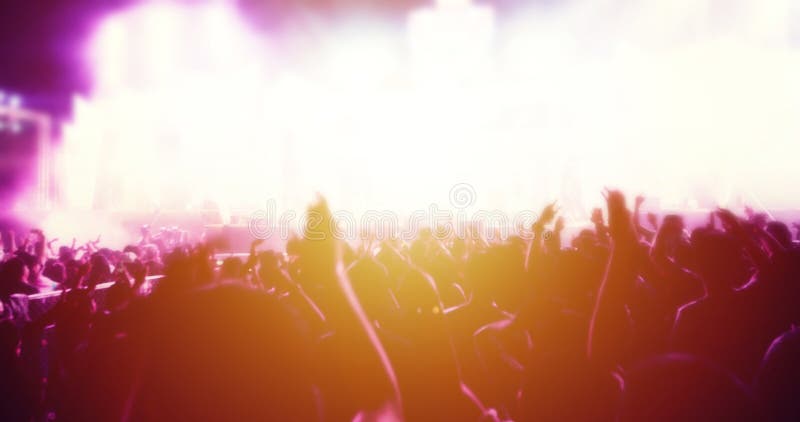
[1,192,799,421]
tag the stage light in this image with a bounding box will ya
[56,0,800,217]
[89,17,127,91]
[65,1,274,212]
[8,94,21,108]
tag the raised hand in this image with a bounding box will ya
[591,208,604,226]
[77,260,91,279]
[533,201,558,230]
[19,231,30,249]
[631,194,654,240]
[715,208,741,233]
[126,260,148,287]
[588,189,638,366]
[652,214,685,260]
[114,266,131,285]
[2,230,15,253]
[661,214,685,236]
[751,213,769,228]
[706,211,716,229]
[646,212,659,230]
[605,190,631,241]
[717,208,775,273]
[554,216,565,233]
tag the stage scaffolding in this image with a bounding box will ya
[0,103,53,210]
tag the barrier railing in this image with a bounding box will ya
[6,275,164,323]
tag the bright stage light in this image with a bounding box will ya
[8,94,21,108]
[65,2,274,212]
[58,0,800,219]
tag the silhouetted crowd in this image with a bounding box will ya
[1,192,799,421]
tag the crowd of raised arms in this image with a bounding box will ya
[1,192,799,422]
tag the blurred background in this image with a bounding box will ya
[1,0,800,244]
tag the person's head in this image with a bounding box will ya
[765,221,793,249]
[572,229,611,262]
[591,208,604,225]
[43,259,66,284]
[141,244,160,263]
[122,244,141,258]
[572,229,596,250]
[257,251,291,291]
[161,247,195,291]
[689,229,748,295]
[396,269,440,317]
[86,253,112,287]
[750,212,769,229]
[16,252,40,283]
[754,327,800,422]
[660,214,688,253]
[620,354,758,422]
[219,256,243,280]
[2,257,28,283]
[257,250,280,274]
[58,245,75,262]
[97,247,114,262]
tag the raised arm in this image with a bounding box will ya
[591,207,610,245]
[632,195,655,241]
[301,199,402,419]
[587,190,638,368]
[545,215,565,254]
[2,230,15,254]
[650,214,689,279]
[31,229,46,265]
[525,202,557,272]
[244,238,264,275]
[716,208,771,274]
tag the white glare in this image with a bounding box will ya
[58,0,800,218]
